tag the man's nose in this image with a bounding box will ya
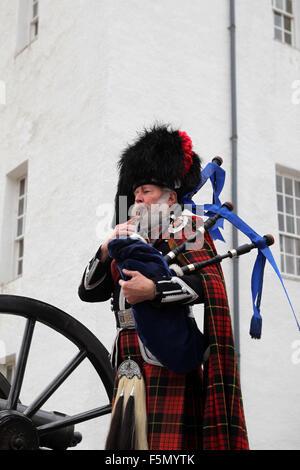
[135,193,144,204]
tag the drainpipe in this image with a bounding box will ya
[229,0,240,365]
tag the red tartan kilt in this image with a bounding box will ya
[113,329,204,450]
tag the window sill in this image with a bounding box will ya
[0,276,23,291]
[282,273,300,282]
[273,38,300,53]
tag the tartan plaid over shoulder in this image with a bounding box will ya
[168,217,249,450]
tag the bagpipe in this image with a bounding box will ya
[108,157,300,375]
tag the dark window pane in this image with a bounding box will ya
[275,28,282,41]
[297,218,300,235]
[19,239,24,258]
[17,218,23,237]
[285,32,292,44]
[19,178,25,196]
[277,194,283,212]
[296,200,300,216]
[281,253,285,272]
[296,239,300,256]
[285,177,293,195]
[295,180,300,198]
[274,12,282,26]
[286,0,293,14]
[17,259,23,276]
[285,196,294,214]
[284,16,291,31]
[286,255,295,274]
[18,198,24,216]
[286,215,295,233]
[280,234,284,252]
[285,236,294,254]
[278,213,285,231]
[297,258,300,276]
[276,175,283,192]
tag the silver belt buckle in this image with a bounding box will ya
[118,308,135,329]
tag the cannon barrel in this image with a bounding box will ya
[0,398,82,450]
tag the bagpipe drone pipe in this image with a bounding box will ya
[108,157,300,375]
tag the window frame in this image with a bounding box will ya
[276,171,300,279]
[30,0,39,43]
[15,0,39,56]
[272,0,294,46]
[15,176,27,278]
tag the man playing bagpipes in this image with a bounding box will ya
[78,124,249,450]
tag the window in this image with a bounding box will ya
[276,172,300,276]
[16,0,39,55]
[272,0,294,45]
[15,177,27,277]
[30,0,39,42]
[0,161,28,284]
[0,354,16,384]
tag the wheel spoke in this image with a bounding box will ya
[24,350,87,419]
[5,318,36,410]
[37,404,112,436]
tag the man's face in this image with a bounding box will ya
[132,185,178,238]
[132,185,173,237]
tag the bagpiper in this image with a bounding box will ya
[78,123,249,450]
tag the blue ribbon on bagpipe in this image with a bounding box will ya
[183,160,300,339]
[182,160,226,241]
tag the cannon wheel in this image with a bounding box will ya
[0,295,114,450]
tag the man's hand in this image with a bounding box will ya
[119,269,156,305]
[100,216,139,261]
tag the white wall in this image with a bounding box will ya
[0,0,299,449]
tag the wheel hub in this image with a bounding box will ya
[0,410,39,450]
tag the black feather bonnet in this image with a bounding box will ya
[113,124,202,226]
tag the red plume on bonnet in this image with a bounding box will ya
[178,130,193,177]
